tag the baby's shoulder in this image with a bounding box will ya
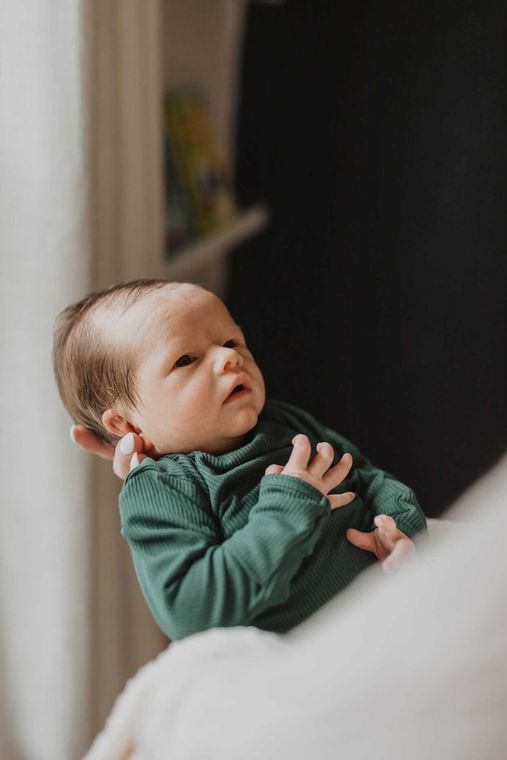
[119,453,218,535]
[122,452,206,497]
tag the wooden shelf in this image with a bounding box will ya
[162,203,269,281]
[88,0,269,293]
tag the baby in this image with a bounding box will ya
[54,279,427,640]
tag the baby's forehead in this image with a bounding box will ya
[148,285,233,330]
[93,284,234,347]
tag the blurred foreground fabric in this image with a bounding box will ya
[85,452,507,760]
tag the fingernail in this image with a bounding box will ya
[120,433,135,455]
[130,452,139,470]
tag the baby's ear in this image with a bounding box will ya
[101,408,139,438]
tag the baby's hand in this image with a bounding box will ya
[70,426,153,480]
[346,515,415,573]
[265,433,356,511]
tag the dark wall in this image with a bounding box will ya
[228,0,507,517]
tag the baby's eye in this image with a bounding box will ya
[174,354,194,368]
[223,339,239,348]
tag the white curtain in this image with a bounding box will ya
[0,2,90,758]
[0,2,168,756]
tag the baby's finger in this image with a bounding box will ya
[373,515,399,549]
[346,528,376,553]
[265,464,284,476]
[286,434,312,470]
[308,441,335,478]
[322,452,354,492]
[374,514,397,531]
[328,492,356,510]
[382,537,415,574]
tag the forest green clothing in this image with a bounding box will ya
[120,399,426,640]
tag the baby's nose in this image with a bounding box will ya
[215,347,243,373]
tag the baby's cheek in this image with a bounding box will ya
[250,363,266,399]
[180,389,210,425]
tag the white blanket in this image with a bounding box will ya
[85,454,507,760]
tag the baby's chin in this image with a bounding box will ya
[152,403,263,456]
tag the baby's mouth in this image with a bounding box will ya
[223,377,252,404]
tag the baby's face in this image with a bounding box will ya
[108,285,266,455]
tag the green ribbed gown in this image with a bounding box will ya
[120,399,427,640]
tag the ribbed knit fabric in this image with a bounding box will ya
[120,399,427,640]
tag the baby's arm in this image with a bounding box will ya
[345,448,427,539]
[321,432,425,571]
[269,401,426,539]
[319,433,426,570]
[121,439,354,640]
[280,406,426,570]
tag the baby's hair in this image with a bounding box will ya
[53,278,202,446]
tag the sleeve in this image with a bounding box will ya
[283,403,427,539]
[328,434,427,537]
[120,466,330,640]
[344,446,428,538]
